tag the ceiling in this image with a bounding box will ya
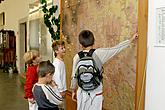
[0,0,4,4]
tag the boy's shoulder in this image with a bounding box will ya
[33,83,44,88]
[74,49,99,58]
[53,58,64,64]
[33,83,43,93]
[27,65,38,70]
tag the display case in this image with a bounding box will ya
[0,29,16,72]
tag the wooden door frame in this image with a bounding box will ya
[135,0,148,110]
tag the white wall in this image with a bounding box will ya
[0,0,29,73]
[145,0,165,110]
[0,0,29,32]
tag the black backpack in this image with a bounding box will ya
[75,49,103,91]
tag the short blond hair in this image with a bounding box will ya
[23,50,39,64]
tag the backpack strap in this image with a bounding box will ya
[88,49,95,57]
[78,49,96,58]
[78,51,85,59]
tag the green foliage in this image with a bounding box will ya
[40,0,60,40]
[40,0,46,4]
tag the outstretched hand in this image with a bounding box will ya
[130,33,138,42]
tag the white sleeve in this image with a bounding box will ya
[95,40,131,64]
[70,54,79,90]
[42,85,63,105]
[52,66,63,92]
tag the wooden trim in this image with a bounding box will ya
[135,0,148,110]
[65,90,77,110]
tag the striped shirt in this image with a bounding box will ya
[33,83,63,109]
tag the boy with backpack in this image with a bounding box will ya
[70,30,138,110]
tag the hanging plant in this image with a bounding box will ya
[40,0,60,40]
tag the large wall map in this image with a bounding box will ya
[62,0,138,109]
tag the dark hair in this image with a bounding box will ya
[79,30,95,48]
[52,40,65,57]
[38,60,55,77]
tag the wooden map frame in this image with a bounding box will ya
[135,0,148,110]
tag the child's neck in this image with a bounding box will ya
[56,55,63,61]
[82,46,93,51]
[32,62,38,66]
[38,78,47,84]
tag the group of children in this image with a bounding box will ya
[23,30,138,110]
[24,41,66,110]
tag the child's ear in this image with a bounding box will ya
[80,44,83,48]
[45,73,50,77]
[48,73,52,76]
[55,50,58,54]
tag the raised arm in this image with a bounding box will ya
[95,33,138,64]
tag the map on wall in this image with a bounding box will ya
[62,0,138,109]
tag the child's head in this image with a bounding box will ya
[52,40,66,57]
[23,50,41,65]
[38,60,55,84]
[79,30,95,48]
